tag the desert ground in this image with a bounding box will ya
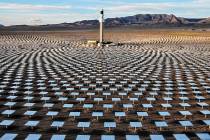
[0,29,210,140]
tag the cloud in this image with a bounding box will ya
[77,2,172,11]
[0,3,71,10]
[195,0,210,3]
[0,12,96,26]
[31,18,43,25]
[106,3,174,12]
[79,0,210,12]
[78,0,210,18]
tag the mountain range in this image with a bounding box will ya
[1,14,210,31]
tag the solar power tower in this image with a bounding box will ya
[99,9,104,46]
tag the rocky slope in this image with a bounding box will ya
[0,14,210,31]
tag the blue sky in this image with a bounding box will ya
[0,0,210,25]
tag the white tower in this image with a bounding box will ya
[99,9,104,46]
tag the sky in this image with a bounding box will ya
[0,0,210,26]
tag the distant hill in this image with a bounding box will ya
[198,17,210,24]
[105,14,183,26]
[1,14,210,31]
